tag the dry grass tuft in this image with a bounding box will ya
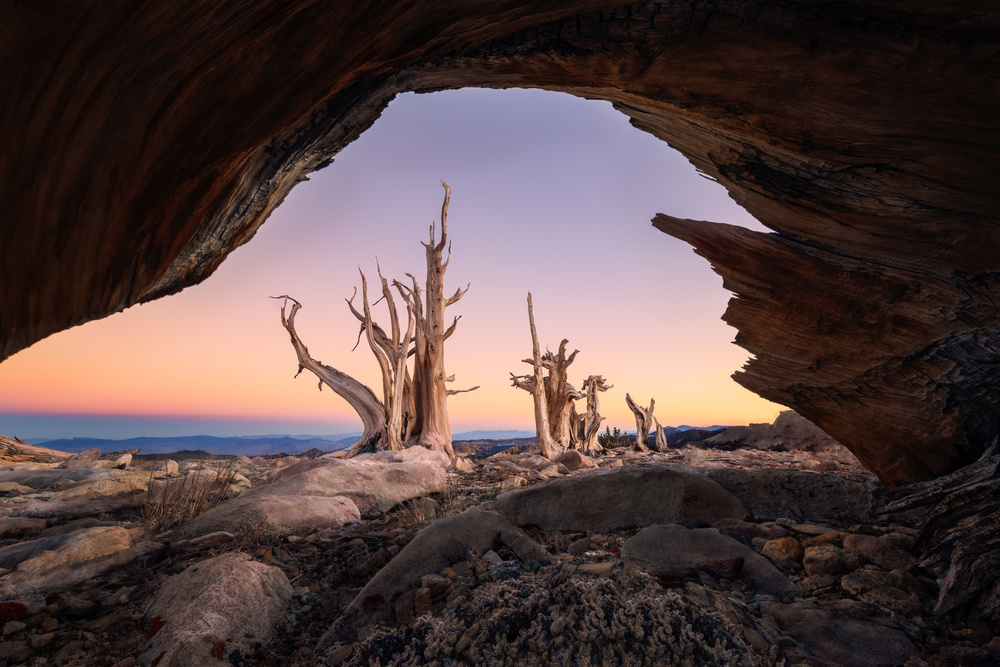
[141,458,240,532]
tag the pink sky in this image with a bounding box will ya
[0,88,781,440]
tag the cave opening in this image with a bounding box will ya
[0,87,780,441]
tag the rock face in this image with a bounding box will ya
[1,2,998,486]
[140,552,293,667]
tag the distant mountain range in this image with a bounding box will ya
[27,427,726,456]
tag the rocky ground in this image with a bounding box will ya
[0,434,996,666]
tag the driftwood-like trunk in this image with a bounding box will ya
[625,394,655,452]
[542,340,581,447]
[357,269,414,451]
[881,439,1000,622]
[579,375,612,453]
[274,296,384,451]
[510,293,560,460]
[652,415,668,452]
[395,182,476,458]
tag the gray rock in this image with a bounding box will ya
[762,600,918,667]
[554,449,597,471]
[320,506,536,646]
[843,533,918,572]
[54,448,102,469]
[452,456,474,472]
[0,468,133,490]
[803,545,862,577]
[259,459,446,513]
[175,494,360,538]
[114,453,132,468]
[621,524,798,597]
[0,517,46,538]
[493,464,745,533]
[0,526,136,575]
[702,467,883,523]
[140,552,292,667]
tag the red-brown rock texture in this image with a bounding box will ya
[1,1,997,486]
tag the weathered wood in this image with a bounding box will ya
[273,296,384,451]
[625,394,655,453]
[358,268,415,451]
[578,375,612,453]
[882,439,1000,620]
[652,415,668,453]
[393,181,473,458]
[515,292,560,460]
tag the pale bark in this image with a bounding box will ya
[625,393,655,452]
[579,375,612,453]
[652,415,668,452]
[273,296,384,451]
[393,181,474,457]
[541,340,581,448]
[357,268,414,450]
[512,292,560,460]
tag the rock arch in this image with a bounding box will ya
[1,1,997,486]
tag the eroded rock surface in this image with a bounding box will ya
[139,552,293,667]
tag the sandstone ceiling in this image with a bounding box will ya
[1,1,997,487]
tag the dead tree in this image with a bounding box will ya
[275,181,475,456]
[578,375,612,453]
[394,181,477,457]
[625,394,656,452]
[652,415,668,452]
[510,293,561,460]
[356,268,414,450]
[273,296,384,451]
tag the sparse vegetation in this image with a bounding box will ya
[598,426,632,449]
[141,458,240,533]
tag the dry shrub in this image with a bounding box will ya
[142,458,240,532]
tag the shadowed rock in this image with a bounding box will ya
[621,524,798,597]
[762,600,918,667]
[493,464,746,533]
[259,459,446,514]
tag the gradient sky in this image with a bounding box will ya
[0,88,782,440]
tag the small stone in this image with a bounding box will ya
[803,545,861,577]
[414,497,438,521]
[553,450,596,471]
[0,640,31,663]
[414,587,431,615]
[115,453,132,468]
[420,574,453,597]
[576,562,614,576]
[452,457,474,472]
[697,556,745,580]
[439,567,458,579]
[806,531,847,547]
[843,534,918,572]
[327,643,355,666]
[481,550,502,565]
[568,536,591,555]
[2,621,25,635]
[800,574,837,594]
[40,617,57,632]
[762,537,805,565]
[31,632,55,649]
[393,589,415,624]
[498,475,527,491]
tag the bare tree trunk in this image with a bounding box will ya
[273,296,384,450]
[542,340,581,447]
[580,375,612,453]
[512,293,560,460]
[395,181,476,458]
[626,393,655,452]
[652,415,668,452]
[357,269,414,450]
